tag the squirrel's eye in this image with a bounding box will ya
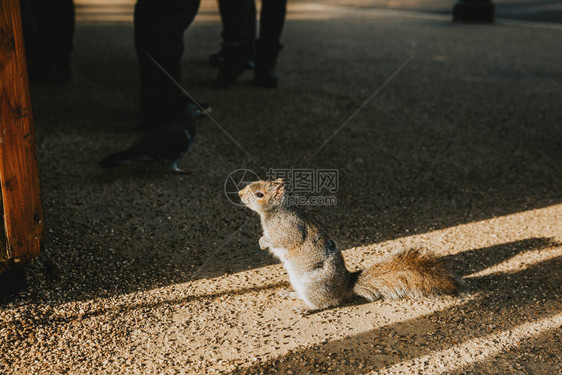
[255,192,264,198]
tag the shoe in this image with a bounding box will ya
[216,42,252,88]
[253,40,283,88]
[184,101,212,119]
[209,50,224,67]
[254,68,278,88]
[140,100,212,131]
[210,47,255,69]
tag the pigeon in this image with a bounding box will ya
[100,122,195,174]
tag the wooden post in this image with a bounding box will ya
[0,0,44,263]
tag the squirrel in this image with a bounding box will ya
[239,178,464,314]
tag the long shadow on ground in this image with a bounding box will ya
[230,237,561,373]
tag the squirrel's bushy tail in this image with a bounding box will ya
[353,248,464,301]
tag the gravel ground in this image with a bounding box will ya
[1,1,561,374]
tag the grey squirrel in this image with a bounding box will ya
[239,178,464,314]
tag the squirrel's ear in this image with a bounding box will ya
[272,179,285,200]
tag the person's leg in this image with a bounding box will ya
[218,0,252,43]
[23,0,75,84]
[135,0,201,127]
[258,0,286,45]
[249,0,257,43]
[208,0,225,67]
[215,0,254,87]
[254,0,287,87]
[210,0,256,69]
[247,0,257,65]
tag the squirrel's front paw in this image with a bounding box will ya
[258,236,270,250]
[278,289,300,300]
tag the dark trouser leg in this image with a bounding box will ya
[259,0,286,45]
[210,0,256,67]
[247,0,257,57]
[218,0,253,43]
[135,0,200,126]
[215,0,254,86]
[249,0,257,42]
[254,0,287,87]
[22,0,75,84]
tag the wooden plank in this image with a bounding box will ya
[0,0,44,262]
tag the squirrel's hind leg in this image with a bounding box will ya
[293,305,320,316]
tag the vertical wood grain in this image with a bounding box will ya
[0,0,44,261]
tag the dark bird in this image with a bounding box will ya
[100,122,196,174]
